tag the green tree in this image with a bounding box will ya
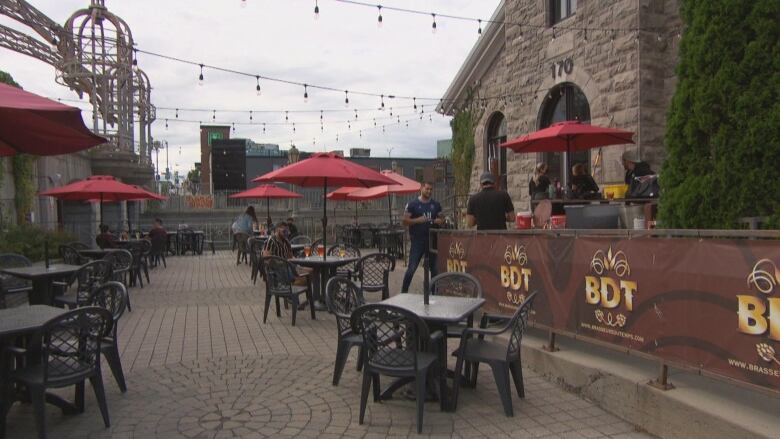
[450,92,483,197]
[0,70,36,224]
[659,0,780,228]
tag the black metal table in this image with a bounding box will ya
[0,305,79,419]
[378,294,485,411]
[0,264,82,306]
[78,248,123,260]
[289,255,359,311]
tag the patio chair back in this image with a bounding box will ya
[431,272,482,299]
[0,253,32,293]
[261,256,296,295]
[325,276,364,336]
[73,260,113,305]
[105,249,132,277]
[290,235,312,246]
[87,281,128,339]
[356,253,394,298]
[149,233,166,258]
[39,307,113,384]
[67,242,89,250]
[59,244,82,265]
[327,244,361,276]
[505,291,538,359]
[351,303,430,372]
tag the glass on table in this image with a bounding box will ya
[338,244,346,258]
[304,245,312,257]
[317,245,325,257]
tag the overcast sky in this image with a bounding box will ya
[1,0,500,175]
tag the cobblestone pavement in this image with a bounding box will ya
[4,251,651,438]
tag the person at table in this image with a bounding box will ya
[263,221,310,285]
[96,224,117,249]
[466,172,515,230]
[622,150,654,185]
[232,206,258,235]
[286,217,299,238]
[570,163,600,199]
[401,181,442,294]
[148,218,167,241]
[528,163,551,200]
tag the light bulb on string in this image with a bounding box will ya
[262,123,266,133]
[320,110,323,121]
[314,0,319,20]
[477,19,482,35]
[249,110,253,122]
[380,94,385,109]
[240,0,246,8]
[212,110,216,121]
[373,118,376,126]
[255,76,261,96]
[377,5,383,27]
[175,108,178,118]
[132,49,138,66]
[303,84,308,103]
[431,13,437,34]
[232,123,235,133]
[354,109,358,120]
[198,64,204,86]
[344,90,349,107]
[285,111,289,122]
[292,123,296,133]
[413,97,417,111]
[421,105,424,114]
[397,116,400,124]
[359,130,362,138]
[389,108,393,116]
[165,119,168,130]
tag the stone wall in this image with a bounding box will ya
[466,0,681,211]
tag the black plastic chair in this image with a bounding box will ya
[431,272,483,337]
[87,282,128,393]
[326,244,361,279]
[149,233,167,268]
[261,256,315,326]
[3,307,113,439]
[0,253,33,301]
[234,232,250,265]
[178,229,198,255]
[355,253,395,300]
[451,291,538,417]
[67,242,89,251]
[59,245,83,265]
[124,242,146,289]
[52,260,112,310]
[324,276,365,385]
[104,250,133,311]
[350,303,445,434]
[249,238,265,284]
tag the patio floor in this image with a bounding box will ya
[4,251,651,438]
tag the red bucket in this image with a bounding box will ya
[551,215,566,229]
[516,213,533,229]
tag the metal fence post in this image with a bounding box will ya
[542,330,560,352]
[649,362,675,390]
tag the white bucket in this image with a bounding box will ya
[633,217,646,230]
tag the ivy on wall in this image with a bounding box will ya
[450,90,483,197]
[12,154,35,224]
[0,70,19,191]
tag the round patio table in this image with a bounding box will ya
[289,255,358,311]
[78,248,124,260]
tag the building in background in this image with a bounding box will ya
[199,125,231,194]
[350,148,371,158]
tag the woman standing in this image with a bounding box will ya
[232,206,258,235]
[528,163,551,200]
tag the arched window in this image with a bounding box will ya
[538,83,590,184]
[485,112,507,190]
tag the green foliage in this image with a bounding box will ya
[0,225,76,262]
[450,91,483,196]
[659,0,780,229]
[0,69,20,190]
[11,154,36,224]
[187,167,200,183]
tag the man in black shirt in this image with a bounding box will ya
[622,150,654,185]
[466,172,515,230]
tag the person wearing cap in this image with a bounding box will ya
[622,149,654,186]
[401,181,442,294]
[466,172,515,230]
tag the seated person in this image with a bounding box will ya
[96,224,117,249]
[570,163,600,199]
[148,218,167,241]
[528,163,551,200]
[263,222,310,285]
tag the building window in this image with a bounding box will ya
[538,82,590,184]
[485,112,507,190]
[550,0,577,26]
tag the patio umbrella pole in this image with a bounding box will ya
[266,197,272,231]
[354,200,358,225]
[387,196,392,225]
[100,193,104,226]
[322,179,327,261]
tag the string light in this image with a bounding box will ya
[380,94,385,108]
[232,123,236,132]
[212,110,216,121]
[477,19,482,35]
[292,122,296,133]
[198,64,204,86]
[132,48,138,66]
[249,110,253,121]
[256,76,261,96]
[303,84,309,102]
[175,108,178,118]
[344,90,349,106]
[314,0,319,20]
[354,109,358,120]
[262,122,266,133]
[431,13,437,33]
[377,5,383,27]
[165,119,168,130]
[413,98,417,111]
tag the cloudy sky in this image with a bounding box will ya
[1,0,501,175]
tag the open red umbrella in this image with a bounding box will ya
[347,170,422,224]
[254,152,397,258]
[0,83,107,156]
[327,186,363,225]
[39,175,153,223]
[230,184,302,229]
[500,120,634,186]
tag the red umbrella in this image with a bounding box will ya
[254,152,397,258]
[347,170,422,224]
[39,175,153,223]
[327,186,363,225]
[230,184,303,229]
[0,83,107,156]
[500,120,634,187]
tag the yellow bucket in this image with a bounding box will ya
[603,184,628,200]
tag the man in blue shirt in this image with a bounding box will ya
[401,181,442,293]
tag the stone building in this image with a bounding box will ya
[438,0,682,210]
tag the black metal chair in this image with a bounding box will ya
[261,256,315,326]
[324,276,365,385]
[59,245,83,266]
[124,242,146,288]
[451,291,538,417]
[67,242,89,251]
[149,233,167,268]
[350,303,445,434]
[0,253,33,303]
[87,282,128,393]
[358,225,374,248]
[355,253,395,300]
[3,307,113,439]
[326,244,361,279]
[178,229,198,255]
[234,232,250,265]
[52,260,112,310]
[104,250,133,311]
[249,238,266,284]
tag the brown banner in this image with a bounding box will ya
[437,231,780,392]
